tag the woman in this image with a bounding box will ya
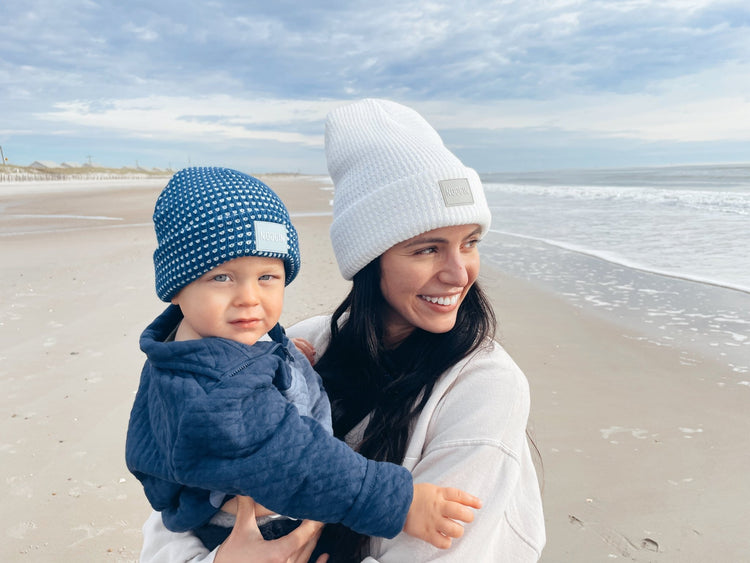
[140,98,546,562]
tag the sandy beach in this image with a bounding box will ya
[1,175,748,562]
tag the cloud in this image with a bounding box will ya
[35,54,750,151]
[420,60,750,143]
[34,95,339,146]
[6,1,748,102]
[122,22,160,42]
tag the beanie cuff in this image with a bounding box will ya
[330,165,491,280]
[155,217,299,302]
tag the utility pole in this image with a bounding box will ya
[0,145,7,165]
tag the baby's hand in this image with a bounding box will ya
[403,483,482,549]
[291,337,316,365]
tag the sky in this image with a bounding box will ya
[1,0,749,174]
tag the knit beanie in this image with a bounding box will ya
[325,98,491,280]
[152,167,300,301]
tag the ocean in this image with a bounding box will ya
[479,164,750,376]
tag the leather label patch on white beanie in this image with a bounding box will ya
[438,178,474,207]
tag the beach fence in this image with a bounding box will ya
[0,170,168,183]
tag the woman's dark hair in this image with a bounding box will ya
[313,257,496,561]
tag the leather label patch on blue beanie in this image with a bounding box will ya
[438,178,474,207]
[254,220,288,254]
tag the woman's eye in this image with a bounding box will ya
[416,246,437,255]
[465,238,480,248]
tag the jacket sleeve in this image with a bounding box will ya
[168,362,412,539]
[287,338,333,435]
[361,345,545,562]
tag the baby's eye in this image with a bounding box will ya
[212,273,230,282]
[259,274,273,281]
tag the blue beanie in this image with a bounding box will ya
[153,167,300,302]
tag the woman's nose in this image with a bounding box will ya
[438,251,469,286]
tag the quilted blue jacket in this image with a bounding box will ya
[125,305,412,538]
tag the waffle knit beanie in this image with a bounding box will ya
[152,167,300,301]
[325,98,491,280]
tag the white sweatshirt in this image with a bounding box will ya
[139,316,545,562]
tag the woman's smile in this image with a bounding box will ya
[418,294,461,307]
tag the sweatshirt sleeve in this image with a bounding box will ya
[169,363,412,539]
[140,511,216,563]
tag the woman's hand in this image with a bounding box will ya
[216,496,328,563]
[220,495,274,518]
[291,337,317,365]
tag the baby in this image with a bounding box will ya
[126,167,480,552]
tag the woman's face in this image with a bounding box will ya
[379,224,481,346]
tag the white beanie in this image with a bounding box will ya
[326,98,492,280]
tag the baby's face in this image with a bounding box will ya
[171,256,285,346]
